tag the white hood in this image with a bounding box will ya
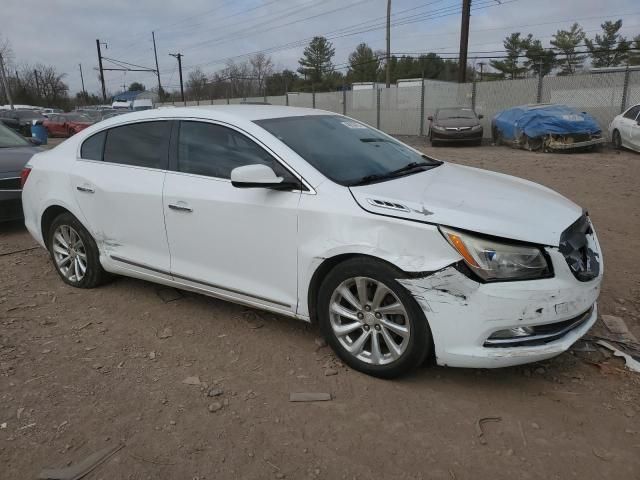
[349,162,582,247]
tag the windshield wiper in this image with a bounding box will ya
[352,160,441,186]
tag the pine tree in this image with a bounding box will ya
[489,33,532,79]
[551,23,586,74]
[347,43,379,82]
[525,39,556,76]
[585,20,630,67]
[298,36,335,84]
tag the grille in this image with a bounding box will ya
[0,177,21,190]
[559,215,600,282]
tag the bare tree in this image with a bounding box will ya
[223,60,253,98]
[186,67,208,100]
[249,53,273,96]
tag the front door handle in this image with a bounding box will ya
[76,186,95,194]
[168,203,193,213]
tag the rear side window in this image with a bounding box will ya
[80,131,106,161]
[177,121,292,180]
[103,121,170,169]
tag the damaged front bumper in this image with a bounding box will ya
[398,247,602,369]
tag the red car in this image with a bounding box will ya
[43,113,93,137]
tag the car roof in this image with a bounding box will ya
[107,105,332,123]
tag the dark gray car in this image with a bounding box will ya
[428,107,483,146]
[0,122,42,221]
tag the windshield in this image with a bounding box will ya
[255,115,440,186]
[437,108,476,120]
[0,123,30,148]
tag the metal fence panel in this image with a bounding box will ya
[267,95,287,106]
[314,91,342,113]
[346,89,377,128]
[625,70,640,109]
[380,86,421,135]
[287,92,314,108]
[475,77,538,138]
[542,71,626,137]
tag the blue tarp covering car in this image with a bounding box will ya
[491,104,605,151]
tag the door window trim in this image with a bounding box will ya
[168,118,314,194]
[76,118,175,172]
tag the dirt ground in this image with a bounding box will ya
[1,139,639,480]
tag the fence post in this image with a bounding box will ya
[226,86,230,105]
[536,73,544,104]
[312,85,316,109]
[621,65,630,113]
[285,92,289,106]
[376,88,381,129]
[419,75,425,136]
[471,75,477,111]
[342,87,347,116]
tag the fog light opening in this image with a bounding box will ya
[489,326,535,340]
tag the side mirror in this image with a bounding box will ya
[427,116,433,121]
[231,164,297,190]
[477,114,484,119]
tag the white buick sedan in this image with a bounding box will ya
[21,106,603,378]
[609,103,640,153]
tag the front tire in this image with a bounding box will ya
[47,213,107,288]
[317,258,432,379]
[612,129,622,150]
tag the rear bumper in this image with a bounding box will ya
[398,247,602,369]
[0,192,23,222]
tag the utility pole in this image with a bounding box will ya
[478,61,485,81]
[79,63,86,94]
[152,31,162,96]
[0,52,13,109]
[34,69,41,98]
[457,0,472,83]
[96,39,107,103]
[385,0,391,88]
[170,53,184,104]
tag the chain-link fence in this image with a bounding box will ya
[159,69,640,139]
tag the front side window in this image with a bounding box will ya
[623,105,640,120]
[103,121,170,169]
[255,115,440,186]
[177,121,292,180]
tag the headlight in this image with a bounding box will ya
[432,125,446,131]
[440,227,551,281]
[471,124,482,131]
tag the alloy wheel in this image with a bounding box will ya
[52,225,87,282]
[329,276,411,365]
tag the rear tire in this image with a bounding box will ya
[317,258,432,379]
[47,213,107,288]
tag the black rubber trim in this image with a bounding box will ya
[110,255,291,308]
[483,305,594,348]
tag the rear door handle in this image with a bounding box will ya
[168,203,193,212]
[76,186,95,193]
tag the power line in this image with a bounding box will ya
[182,0,509,72]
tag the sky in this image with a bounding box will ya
[2,0,639,96]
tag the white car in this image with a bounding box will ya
[609,103,640,152]
[21,106,603,378]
